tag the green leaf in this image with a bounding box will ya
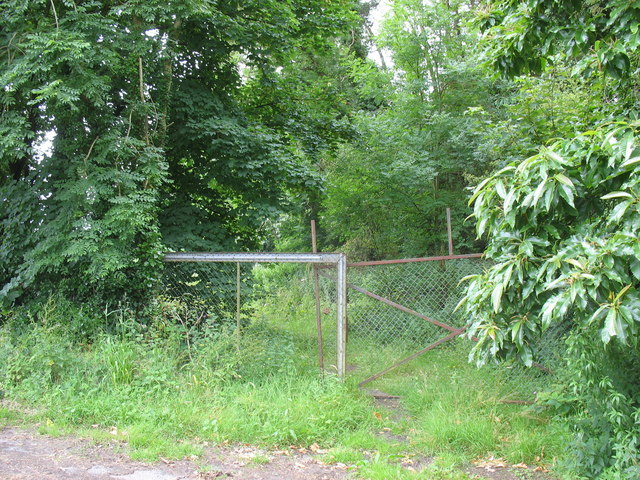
[541,296,560,328]
[555,173,573,187]
[545,150,565,164]
[601,191,633,200]
[565,258,584,270]
[589,304,608,325]
[621,156,640,167]
[559,184,575,207]
[503,263,514,289]
[613,284,631,302]
[519,347,533,367]
[492,283,504,313]
[602,308,625,343]
[608,200,632,223]
[469,177,492,205]
[532,179,547,207]
[504,188,517,214]
[630,258,640,280]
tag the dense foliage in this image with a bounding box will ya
[0,0,362,307]
[462,1,640,477]
[3,1,640,477]
[319,0,501,259]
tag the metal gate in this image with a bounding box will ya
[164,252,348,376]
[342,253,486,386]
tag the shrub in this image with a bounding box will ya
[461,121,640,478]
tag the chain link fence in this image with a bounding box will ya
[162,253,561,402]
[340,256,561,402]
[162,256,340,378]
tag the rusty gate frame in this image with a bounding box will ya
[345,253,484,387]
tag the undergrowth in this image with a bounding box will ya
[0,280,569,480]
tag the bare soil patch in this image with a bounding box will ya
[0,427,348,480]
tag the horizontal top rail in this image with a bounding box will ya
[164,252,344,264]
[347,253,484,267]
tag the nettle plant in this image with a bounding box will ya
[461,121,640,478]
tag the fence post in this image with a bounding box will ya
[311,220,324,373]
[236,262,241,353]
[336,253,347,377]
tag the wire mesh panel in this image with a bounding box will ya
[163,261,248,328]
[162,253,345,378]
[343,256,558,402]
[160,252,559,401]
[345,257,488,383]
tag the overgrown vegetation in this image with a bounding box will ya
[0,284,566,479]
[0,0,364,307]
[2,1,640,479]
[461,1,640,478]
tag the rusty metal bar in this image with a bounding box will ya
[446,208,454,256]
[358,329,464,387]
[236,262,241,353]
[346,283,463,334]
[311,220,324,373]
[347,253,483,267]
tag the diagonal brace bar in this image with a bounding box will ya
[358,329,464,387]
[346,283,463,334]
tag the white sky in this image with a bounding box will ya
[370,0,391,36]
[367,0,393,66]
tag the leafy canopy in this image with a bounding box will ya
[463,122,640,365]
[0,0,362,307]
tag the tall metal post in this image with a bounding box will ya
[311,220,324,373]
[446,207,454,256]
[336,253,347,377]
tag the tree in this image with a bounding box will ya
[0,0,361,307]
[476,0,640,81]
[319,0,502,259]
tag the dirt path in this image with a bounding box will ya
[0,427,349,480]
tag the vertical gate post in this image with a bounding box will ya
[336,253,347,377]
[236,262,241,353]
[446,207,454,256]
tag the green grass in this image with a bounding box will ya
[0,285,569,479]
[361,343,567,470]
[248,454,271,466]
[0,406,21,427]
